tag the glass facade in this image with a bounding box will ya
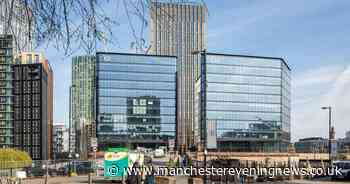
[71,56,96,158]
[196,53,291,152]
[96,53,176,149]
[0,35,13,147]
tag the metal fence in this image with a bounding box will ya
[0,160,95,178]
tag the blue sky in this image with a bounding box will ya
[39,0,350,142]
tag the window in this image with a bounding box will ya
[35,55,39,63]
[27,54,32,63]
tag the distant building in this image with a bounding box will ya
[194,52,291,152]
[337,131,350,153]
[96,53,176,149]
[53,124,69,157]
[12,54,53,160]
[150,1,208,151]
[70,56,96,159]
[295,137,328,153]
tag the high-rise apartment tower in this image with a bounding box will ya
[150,0,207,151]
[70,56,96,159]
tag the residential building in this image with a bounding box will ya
[12,52,53,159]
[53,124,69,158]
[0,35,13,148]
[149,1,207,151]
[295,137,328,153]
[12,56,52,160]
[0,0,34,148]
[195,52,291,152]
[96,52,176,150]
[71,56,96,159]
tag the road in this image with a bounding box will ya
[19,176,350,184]
[20,175,189,184]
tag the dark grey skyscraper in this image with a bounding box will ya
[150,1,207,151]
[12,63,50,160]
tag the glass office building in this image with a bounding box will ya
[195,52,291,152]
[96,53,176,149]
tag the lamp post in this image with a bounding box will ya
[68,85,76,155]
[68,152,72,176]
[191,49,209,183]
[75,153,80,174]
[204,149,207,184]
[321,106,332,165]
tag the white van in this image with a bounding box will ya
[153,149,165,158]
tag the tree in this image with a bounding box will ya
[0,148,32,169]
[0,0,206,55]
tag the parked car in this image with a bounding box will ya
[25,167,45,177]
[332,161,350,181]
[75,162,94,175]
[153,149,165,158]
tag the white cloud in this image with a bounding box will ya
[292,64,350,142]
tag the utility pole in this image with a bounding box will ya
[44,160,49,184]
[321,106,333,166]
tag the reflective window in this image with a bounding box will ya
[206,111,281,121]
[207,83,281,94]
[97,53,176,141]
[98,88,175,99]
[198,53,291,151]
[99,71,175,82]
[207,92,281,103]
[206,55,282,68]
[100,63,175,73]
[99,80,175,90]
[207,101,281,112]
[207,74,281,85]
[207,64,281,77]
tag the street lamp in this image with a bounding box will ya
[204,149,207,184]
[68,85,76,154]
[321,106,332,165]
[74,153,80,174]
[68,152,72,176]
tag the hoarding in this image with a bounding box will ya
[207,120,217,149]
[104,148,129,178]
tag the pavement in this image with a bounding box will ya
[19,175,190,184]
[15,176,350,184]
[285,179,350,184]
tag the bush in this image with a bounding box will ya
[0,148,32,169]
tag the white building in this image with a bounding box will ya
[53,124,69,155]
